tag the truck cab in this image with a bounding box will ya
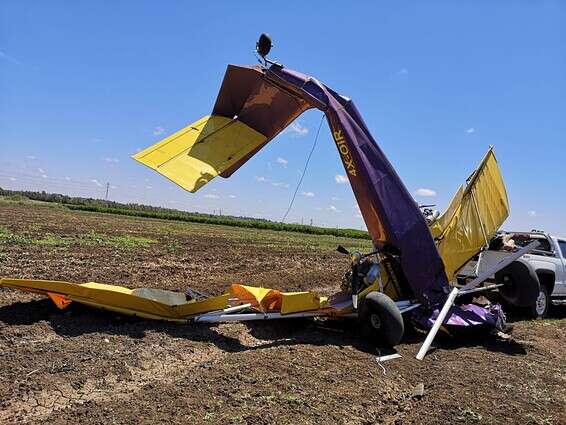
[495,230,566,316]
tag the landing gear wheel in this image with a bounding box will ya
[529,285,549,319]
[359,292,404,347]
[496,260,540,307]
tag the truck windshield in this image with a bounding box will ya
[512,235,553,254]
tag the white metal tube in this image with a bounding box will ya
[223,303,252,314]
[192,303,253,317]
[458,283,504,296]
[194,310,326,323]
[399,303,421,314]
[416,287,458,360]
[416,241,540,360]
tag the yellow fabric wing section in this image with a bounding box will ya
[229,284,329,314]
[132,115,267,192]
[429,185,464,239]
[280,292,329,315]
[434,148,509,281]
[229,284,282,312]
[0,278,228,322]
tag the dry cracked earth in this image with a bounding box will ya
[1,201,565,424]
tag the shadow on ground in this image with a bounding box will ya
[0,299,380,354]
[0,297,538,358]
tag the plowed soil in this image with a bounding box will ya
[1,201,565,424]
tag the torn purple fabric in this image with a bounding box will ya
[265,65,451,306]
[414,303,505,329]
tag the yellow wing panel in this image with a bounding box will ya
[132,115,267,192]
[434,148,509,280]
[280,292,328,315]
[429,185,464,239]
[0,278,228,321]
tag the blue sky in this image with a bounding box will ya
[1,1,564,233]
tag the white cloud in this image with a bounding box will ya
[335,174,348,184]
[398,68,408,75]
[301,191,315,197]
[145,185,152,190]
[255,176,266,182]
[414,188,436,197]
[26,155,37,160]
[527,210,537,217]
[229,195,236,199]
[328,205,341,213]
[91,179,103,187]
[38,168,45,174]
[331,196,340,201]
[9,177,16,181]
[466,127,475,134]
[110,185,117,189]
[65,176,71,181]
[153,126,165,136]
[0,50,22,65]
[287,121,309,137]
[276,157,288,168]
[103,157,119,163]
[41,174,48,179]
[272,182,289,188]
[204,194,220,199]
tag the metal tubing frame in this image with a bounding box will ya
[192,299,421,323]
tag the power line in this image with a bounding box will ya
[280,114,325,223]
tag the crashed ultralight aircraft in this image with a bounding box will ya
[0,35,540,354]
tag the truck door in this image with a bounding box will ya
[556,239,566,295]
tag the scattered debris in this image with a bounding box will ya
[411,383,425,399]
[376,353,402,362]
[26,369,39,377]
[375,350,401,375]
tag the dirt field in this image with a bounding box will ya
[1,200,565,424]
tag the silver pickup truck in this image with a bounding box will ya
[505,230,566,316]
[459,230,566,318]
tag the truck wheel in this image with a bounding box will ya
[496,260,540,307]
[528,285,549,319]
[359,292,404,347]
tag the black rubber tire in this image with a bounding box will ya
[528,285,549,319]
[496,259,540,307]
[359,292,404,347]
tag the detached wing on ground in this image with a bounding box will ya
[0,278,229,322]
[431,147,509,280]
[0,279,335,320]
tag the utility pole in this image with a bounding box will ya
[105,182,109,200]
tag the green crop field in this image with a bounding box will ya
[0,189,370,240]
